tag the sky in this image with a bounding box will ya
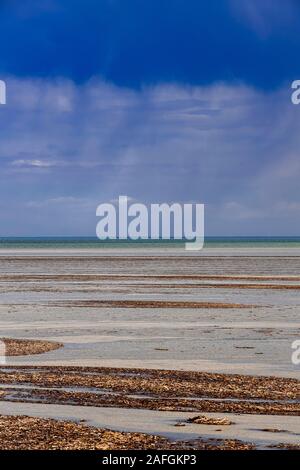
[0,0,300,236]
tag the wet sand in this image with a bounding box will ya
[0,414,256,450]
[0,249,299,449]
[0,366,298,419]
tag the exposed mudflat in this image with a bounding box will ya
[0,249,299,449]
[0,414,256,450]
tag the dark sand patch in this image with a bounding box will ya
[1,386,298,416]
[261,428,290,433]
[0,338,63,356]
[0,366,297,400]
[0,366,298,416]
[0,415,255,450]
[50,300,255,309]
[3,282,300,295]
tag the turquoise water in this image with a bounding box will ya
[0,237,300,249]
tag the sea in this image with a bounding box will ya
[0,236,299,249]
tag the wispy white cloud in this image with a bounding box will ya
[11,159,55,168]
[26,196,92,208]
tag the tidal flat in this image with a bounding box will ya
[0,249,299,449]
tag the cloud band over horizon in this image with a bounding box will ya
[0,77,299,236]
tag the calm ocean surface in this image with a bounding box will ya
[0,237,300,249]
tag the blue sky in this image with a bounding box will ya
[0,0,300,235]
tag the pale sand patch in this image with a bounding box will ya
[51,299,255,309]
[3,320,299,331]
[15,359,296,379]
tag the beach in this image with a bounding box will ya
[0,247,299,449]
